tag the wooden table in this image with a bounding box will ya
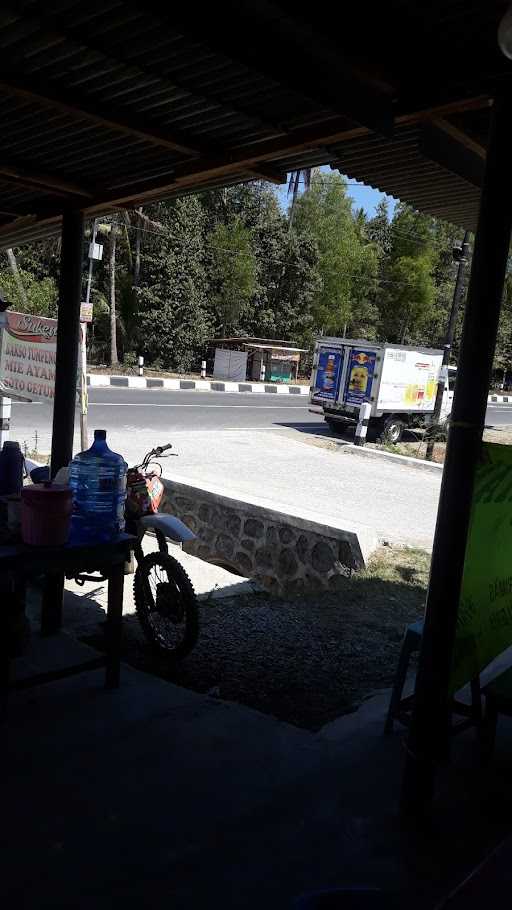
[1,533,135,708]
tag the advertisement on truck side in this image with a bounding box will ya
[313,348,344,401]
[345,348,377,406]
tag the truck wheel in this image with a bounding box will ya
[377,416,405,444]
[325,417,344,435]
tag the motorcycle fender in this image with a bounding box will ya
[139,513,196,543]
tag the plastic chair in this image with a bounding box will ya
[385,619,482,735]
[384,620,423,734]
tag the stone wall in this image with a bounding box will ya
[162,479,377,596]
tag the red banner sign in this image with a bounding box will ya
[0,310,57,401]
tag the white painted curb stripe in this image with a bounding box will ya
[88,374,106,387]
[87,374,310,395]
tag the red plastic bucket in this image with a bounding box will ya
[21,483,73,546]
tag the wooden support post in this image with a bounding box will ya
[401,94,512,818]
[43,209,83,635]
[50,208,84,477]
[0,396,11,446]
[105,562,124,689]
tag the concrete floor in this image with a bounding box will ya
[5,626,512,909]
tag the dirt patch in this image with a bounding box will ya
[390,426,512,464]
[82,545,429,730]
[384,439,446,463]
[311,421,512,465]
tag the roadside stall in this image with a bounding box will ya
[211,336,306,382]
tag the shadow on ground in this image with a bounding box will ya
[276,421,424,447]
[81,547,429,730]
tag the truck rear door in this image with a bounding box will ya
[310,343,346,405]
[339,346,379,410]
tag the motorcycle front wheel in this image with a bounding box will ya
[134,551,199,658]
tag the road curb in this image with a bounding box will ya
[86,376,508,403]
[87,374,310,395]
[488,394,512,404]
[341,443,444,474]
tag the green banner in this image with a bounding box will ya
[451,442,512,692]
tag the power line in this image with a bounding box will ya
[122,216,458,262]
[105,217,448,292]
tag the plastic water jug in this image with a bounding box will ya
[68,430,127,545]
[0,440,24,496]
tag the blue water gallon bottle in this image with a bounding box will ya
[68,430,127,545]
[0,440,24,496]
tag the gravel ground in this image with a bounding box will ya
[323,424,512,466]
[81,546,429,730]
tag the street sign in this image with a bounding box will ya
[80,301,93,323]
[88,241,103,261]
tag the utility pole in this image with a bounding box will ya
[79,219,98,451]
[425,230,471,461]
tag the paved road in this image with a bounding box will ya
[10,388,319,454]
[9,388,510,549]
[11,388,511,455]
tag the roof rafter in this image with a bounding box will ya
[22,3,286,139]
[246,164,286,185]
[100,95,491,206]
[140,2,396,137]
[420,118,486,188]
[0,159,92,199]
[0,69,206,157]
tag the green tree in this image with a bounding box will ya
[495,272,512,375]
[380,255,435,343]
[244,230,321,344]
[202,180,321,345]
[137,196,210,371]
[291,171,376,336]
[367,198,391,254]
[0,266,58,316]
[208,219,257,333]
[378,203,437,343]
[425,222,472,356]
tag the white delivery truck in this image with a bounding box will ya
[310,337,456,443]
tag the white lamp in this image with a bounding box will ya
[498,5,512,59]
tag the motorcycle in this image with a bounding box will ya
[124,443,199,659]
[27,443,199,659]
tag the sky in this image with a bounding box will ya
[277,165,397,219]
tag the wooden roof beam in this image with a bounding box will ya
[102,116,366,203]
[100,94,492,208]
[0,70,205,157]
[0,159,92,199]
[420,118,486,189]
[246,164,286,184]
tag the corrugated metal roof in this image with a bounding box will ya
[328,122,484,230]
[0,1,510,245]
